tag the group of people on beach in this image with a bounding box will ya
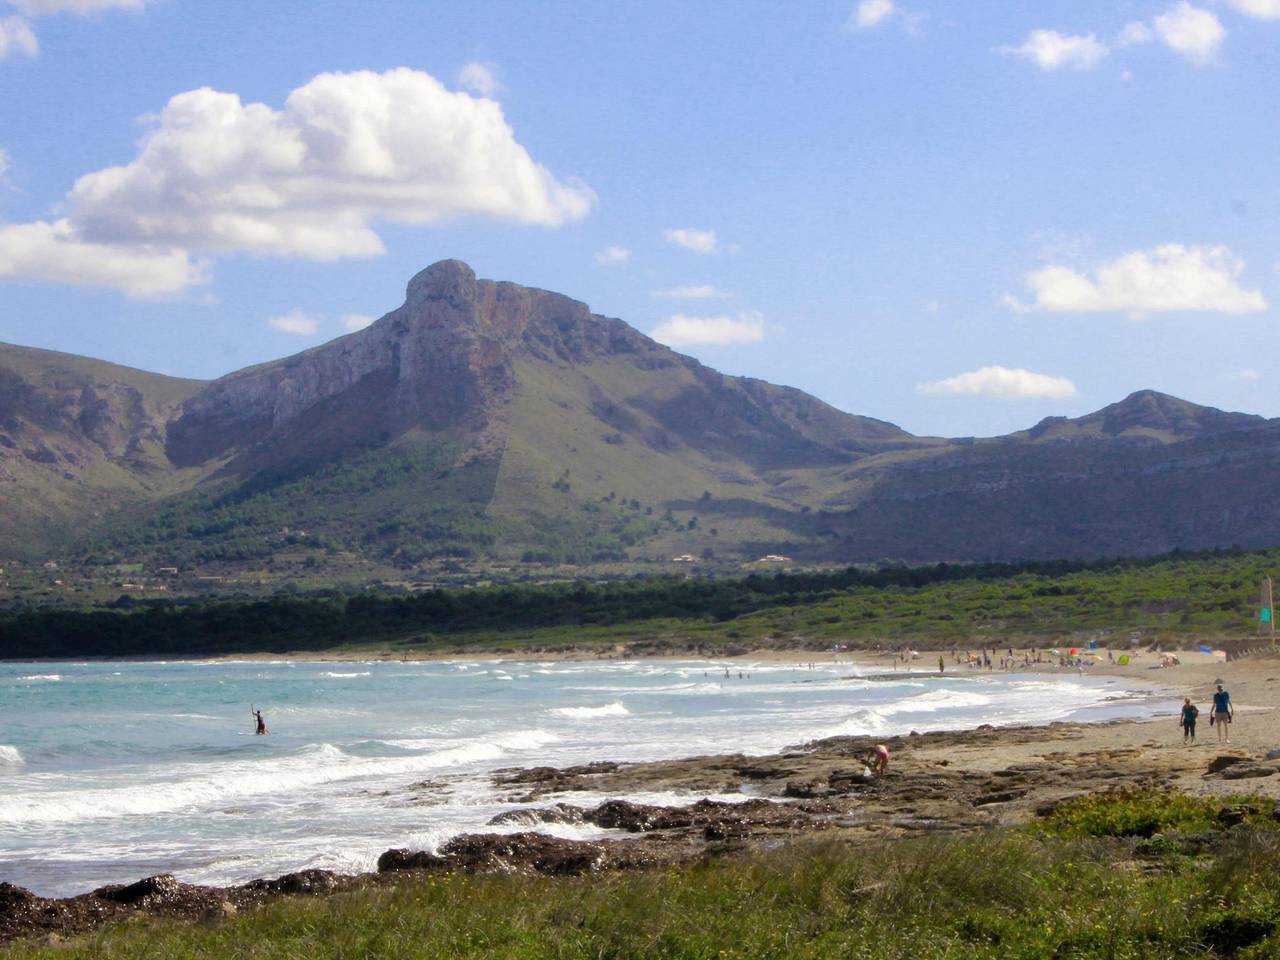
[1179,684,1232,744]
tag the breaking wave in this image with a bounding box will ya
[551,702,631,720]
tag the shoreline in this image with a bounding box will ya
[3,648,1275,945]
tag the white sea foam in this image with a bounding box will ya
[0,745,23,766]
[0,730,562,827]
[551,702,631,719]
[16,674,61,682]
[322,672,372,678]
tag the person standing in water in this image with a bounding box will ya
[1211,684,1232,742]
[1180,698,1198,744]
[252,708,268,735]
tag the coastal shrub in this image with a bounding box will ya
[1034,790,1275,839]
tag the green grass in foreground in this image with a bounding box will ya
[10,793,1280,960]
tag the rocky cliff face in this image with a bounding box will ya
[0,346,199,481]
[165,260,664,469]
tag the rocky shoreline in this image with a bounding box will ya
[12,713,1277,946]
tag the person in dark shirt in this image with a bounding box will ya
[1180,698,1198,744]
[253,708,268,735]
[1210,685,1231,743]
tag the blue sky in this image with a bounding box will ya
[0,0,1276,437]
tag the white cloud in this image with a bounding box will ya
[1154,2,1225,64]
[1226,0,1280,18]
[917,366,1079,400]
[664,227,718,255]
[651,312,764,347]
[652,284,730,299]
[0,68,593,295]
[0,218,205,297]
[0,16,38,59]
[268,308,320,336]
[456,60,502,97]
[11,0,146,12]
[849,0,893,30]
[1001,30,1109,70]
[0,147,9,183]
[340,312,375,332]
[1117,21,1154,45]
[1006,244,1266,316]
[594,245,630,265]
[66,69,593,257]
[1230,368,1262,381]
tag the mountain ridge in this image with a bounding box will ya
[1,260,1277,569]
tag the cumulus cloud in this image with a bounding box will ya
[849,0,894,30]
[66,69,593,258]
[1226,0,1280,18]
[0,218,206,296]
[268,308,320,336]
[341,313,376,332]
[11,0,146,12]
[0,68,593,296]
[1005,244,1266,316]
[1001,29,1109,70]
[650,312,764,347]
[456,60,502,97]
[1154,2,1225,63]
[0,16,38,59]
[917,366,1079,400]
[652,284,730,299]
[663,227,718,255]
[594,245,630,265]
[1230,368,1262,381]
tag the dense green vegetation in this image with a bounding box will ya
[2,547,1276,659]
[9,793,1280,958]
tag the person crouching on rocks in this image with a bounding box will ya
[1180,698,1198,744]
[869,744,889,776]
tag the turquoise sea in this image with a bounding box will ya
[0,658,1174,897]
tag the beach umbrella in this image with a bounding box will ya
[1068,647,1079,656]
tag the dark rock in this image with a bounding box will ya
[1221,765,1276,781]
[784,780,832,798]
[559,762,619,776]
[439,832,606,875]
[487,803,586,827]
[92,874,188,906]
[241,870,341,895]
[1206,755,1248,774]
[588,799,687,831]
[376,849,450,873]
[1218,805,1249,826]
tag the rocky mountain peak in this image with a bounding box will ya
[405,259,478,312]
[1025,389,1263,444]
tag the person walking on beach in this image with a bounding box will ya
[938,655,945,675]
[252,708,268,735]
[1211,684,1232,742]
[1180,698,1198,744]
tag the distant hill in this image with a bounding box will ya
[2,260,1278,571]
